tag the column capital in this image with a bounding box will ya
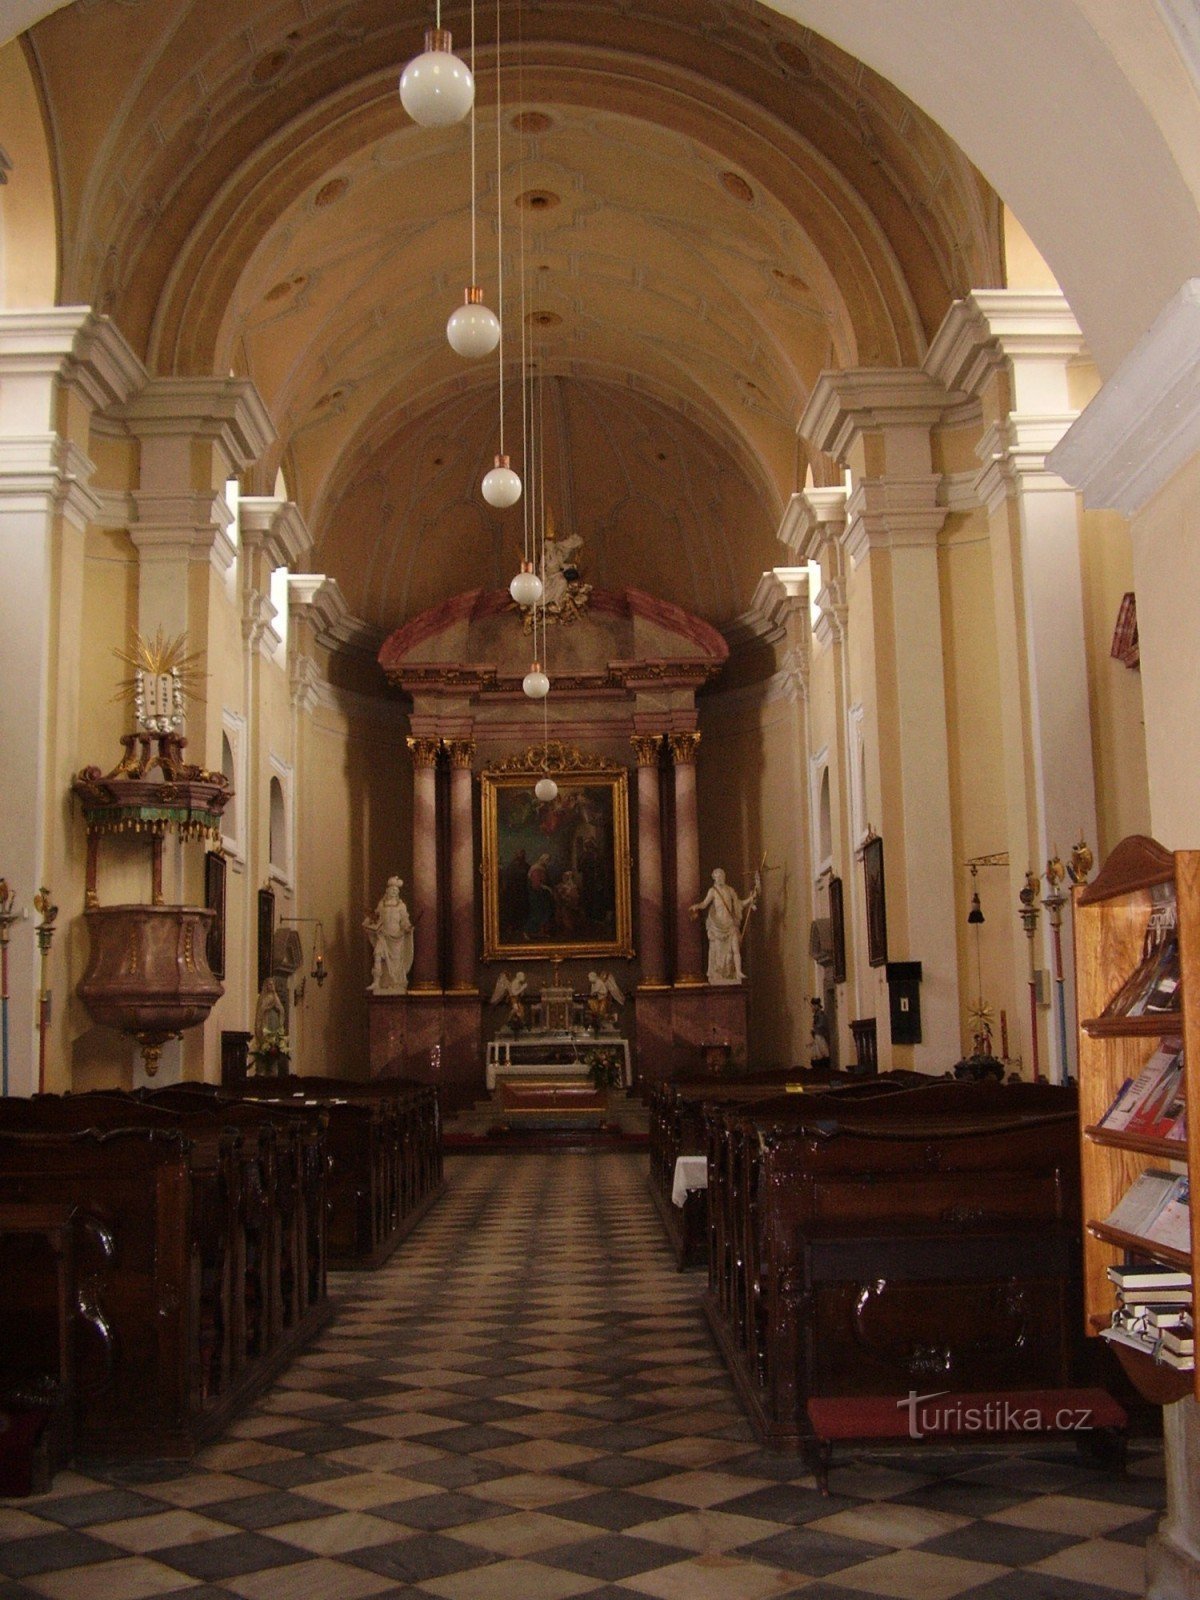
[630,733,663,767]
[926,290,1086,411]
[444,739,475,770]
[119,375,276,473]
[239,496,309,571]
[407,736,441,769]
[799,369,954,463]
[289,652,322,714]
[787,485,848,561]
[286,573,382,659]
[0,435,102,531]
[843,476,948,567]
[974,415,1081,513]
[0,307,144,419]
[667,731,701,766]
[129,490,236,574]
[813,576,848,650]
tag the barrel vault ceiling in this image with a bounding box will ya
[25,0,1003,632]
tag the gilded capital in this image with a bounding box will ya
[445,739,476,770]
[630,733,663,768]
[406,736,441,769]
[668,731,702,766]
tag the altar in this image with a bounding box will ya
[486,1031,632,1091]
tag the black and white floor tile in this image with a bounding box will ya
[0,1153,1165,1599]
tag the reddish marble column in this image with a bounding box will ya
[631,734,666,987]
[670,731,704,984]
[445,740,476,991]
[407,736,441,990]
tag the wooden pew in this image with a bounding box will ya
[0,1094,332,1458]
[701,1080,1084,1452]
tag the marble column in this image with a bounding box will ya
[631,735,666,987]
[670,732,705,984]
[445,740,476,992]
[407,737,441,991]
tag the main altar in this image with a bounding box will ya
[367,583,750,1109]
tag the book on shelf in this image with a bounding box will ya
[1103,1169,1186,1238]
[1119,1306,1192,1331]
[1101,1322,1196,1369]
[1108,1264,1192,1291]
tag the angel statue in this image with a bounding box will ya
[364,875,414,994]
[690,866,760,986]
[490,970,529,1033]
[587,970,625,1032]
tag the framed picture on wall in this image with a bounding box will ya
[828,874,846,985]
[481,744,633,962]
[257,886,275,992]
[204,850,227,981]
[863,834,888,968]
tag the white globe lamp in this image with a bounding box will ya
[447,287,500,358]
[509,561,542,607]
[534,776,559,803]
[482,454,522,508]
[522,662,550,700]
[399,29,474,127]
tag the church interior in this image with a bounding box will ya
[5,1,1200,1596]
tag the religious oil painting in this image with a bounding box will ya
[482,747,633,962]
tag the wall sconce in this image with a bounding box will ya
[281,917,328,1003]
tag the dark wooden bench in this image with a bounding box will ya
[702,1081,1094,1451]
[806,1387,1128,1491]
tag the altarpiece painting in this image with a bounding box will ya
[482,744,633,962]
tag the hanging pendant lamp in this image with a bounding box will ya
[448,0,500,358]
[535,774,558,802]
[399,3,474,127]
[481,0,522,506]
[522,660,550,699]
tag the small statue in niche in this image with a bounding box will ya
[489,970,529,1033]
[690,866,759,986]
[250,977,290,1075]
[364,875,414,994]
[586,970,625,1032]
[808,997,831,1068]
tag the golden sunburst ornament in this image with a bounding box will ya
[113,628,207,733]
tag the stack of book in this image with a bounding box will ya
[1102,1169,1191,1252]
[1098,1038,1187,1140]
[1100,1265,1194,1369]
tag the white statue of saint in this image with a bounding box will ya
[690,867,759,985]
[364,875,414,994]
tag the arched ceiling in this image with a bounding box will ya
[21,0,1005,635]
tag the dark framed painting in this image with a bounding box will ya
[204,850,226,981]
[863,834,887,968]
[481,745,633,961]
[828,874,846,985]
[257,886,275,992]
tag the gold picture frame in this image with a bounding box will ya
[481,743,634,962]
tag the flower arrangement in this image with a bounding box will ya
[248,1026,290,1075]
[585,1047,622,1090]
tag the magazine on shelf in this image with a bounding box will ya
[1146,1179,1192,1254]
[1103,1169,1185,1238]
[1099,1039,1185,1133]
[1101,896,1179,1019]
[1127,1057,1187,1139]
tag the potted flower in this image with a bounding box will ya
[585,1046,621,1090]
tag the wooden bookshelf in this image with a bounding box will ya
[1073,834,1199,1402]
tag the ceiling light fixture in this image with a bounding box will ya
[399,2,474,127]
[482,0,522,509]
[508,23,541,610]
[522,352,550,703]
[447,0,501,358]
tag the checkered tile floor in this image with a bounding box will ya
[0,1152,1165,1599]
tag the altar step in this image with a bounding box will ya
[443,1082,649,1151]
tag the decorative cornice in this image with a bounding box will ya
[118,376,276,470]
[238,496,309,571]
[289,652,322,714]
[0,434,102,529]
[486,741,624,777]
[974,415,1080,512]
[813,577,847,650]
[799,368,953,461]
[1047,277,1200,514]
[926,291,1086,400]
[286,574,381,658]
[242,587,280,657]
[726,566,811,650]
